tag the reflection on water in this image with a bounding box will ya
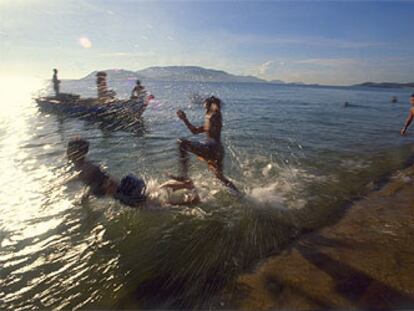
[0,77,413,309]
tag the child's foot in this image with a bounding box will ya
[164,172,189,182]
[161,174,195,191]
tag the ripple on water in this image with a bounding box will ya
[0,79,411,309]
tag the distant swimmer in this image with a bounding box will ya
[400,94,414,136]
[66,138,199,206]
[52,68,60,97]
[391,96,398,103]
[170,96,240,193]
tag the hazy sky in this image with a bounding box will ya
[1,0,413,85]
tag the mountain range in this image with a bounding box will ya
[75,66,413,88]
[80,66,269,84]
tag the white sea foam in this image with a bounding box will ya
[246,181,287,207]
[243,162,326,209]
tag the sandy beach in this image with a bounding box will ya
[219,164,414,310]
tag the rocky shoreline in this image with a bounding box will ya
[219,165,414,310]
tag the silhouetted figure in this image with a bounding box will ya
[131,80,146,99]
[173,96,239,193]
[52,68,60,97]
[391,96,398,103]
[344,101,349,108]
[400,94,414,135]
[96,71,116,103]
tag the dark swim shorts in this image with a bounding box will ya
[180,139,224,170]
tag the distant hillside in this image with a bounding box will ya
[269,79,285,84]
[81,69,143,82]
[79,66,267,83]
[136,66,266,83]
[354,82,414,88]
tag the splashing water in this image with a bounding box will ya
[1,76,413,309]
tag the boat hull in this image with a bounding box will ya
[35,95,148,127]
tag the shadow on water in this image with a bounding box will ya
[224,234,414,310]
[295,236,414,309]
[108,201,300,309]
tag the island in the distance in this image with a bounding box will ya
[79,66,267,84]
[67,65,414,89]
[353,82,414,88]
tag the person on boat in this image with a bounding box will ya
[67,138,199,206]
[131,80,146,99]
[400,94,414,136]
[96,71,116,103]
[52,68,60,97]
[172,96,240,193]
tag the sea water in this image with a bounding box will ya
[0,78,412,309]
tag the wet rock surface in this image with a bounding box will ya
[219,166,414,310]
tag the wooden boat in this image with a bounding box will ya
[36,93,152,126]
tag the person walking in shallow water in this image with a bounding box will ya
[172,96,240,193]
[52,68,60,97]
[400,94,414,136]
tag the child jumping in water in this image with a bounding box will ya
[172,96,239,193]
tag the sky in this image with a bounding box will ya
[1,0,414,85]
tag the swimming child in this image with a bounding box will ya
[67,138,199,206]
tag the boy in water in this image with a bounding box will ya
[171,96,239,193]
[400,94,414,136]
[67,138,199,206]
[67,138,146,206]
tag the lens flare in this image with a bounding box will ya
[79,36,92,49]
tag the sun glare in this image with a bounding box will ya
[0,76,44,118]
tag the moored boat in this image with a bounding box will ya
[35,92,152,125]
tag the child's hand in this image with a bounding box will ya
[177,110,187,120]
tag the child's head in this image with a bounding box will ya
[115,174,146,206]
[67,138,89,163]
[204,96,221,113]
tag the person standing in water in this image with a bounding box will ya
[52,68,60,97]
[400,94,414,136]
[172,96,239,193]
